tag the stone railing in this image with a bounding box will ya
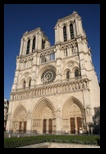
[10,78,89,101]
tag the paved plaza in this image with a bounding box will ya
[17,142,100,148]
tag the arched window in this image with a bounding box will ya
[29,79,31,88]
[75,69,79,78]
[26,39,30,54]
[70,24,74,39]
[42,40,45,49]
[63,25,67,42]
[32,37,36,51]
[66,70,70,80]
[23,80,26,89]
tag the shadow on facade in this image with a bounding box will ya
[87,107,100,135]
[93,107,100,134]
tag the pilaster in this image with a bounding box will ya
[23,38,27,55]
[55,108,62,134]
[55,28,57,44]
[75,18,80,36]
[26,112,32,134]
[77,17,84,36]
[29,37,33,53]
[67,23,71,40]
[19,38,24,56]
[37,31,42,50]
[59,26,63,42]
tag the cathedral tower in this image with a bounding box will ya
[7,11,100,134]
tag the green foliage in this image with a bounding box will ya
[4,135,100,148]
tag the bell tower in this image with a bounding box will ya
[54,11,86,44]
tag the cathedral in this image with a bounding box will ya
[6,11,100,134]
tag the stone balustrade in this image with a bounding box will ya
[11,78,89,101]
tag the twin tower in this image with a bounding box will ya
[7,11,100,134]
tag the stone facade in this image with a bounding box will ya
[6,11,100,134]
[4,99,9,131]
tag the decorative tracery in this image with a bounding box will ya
[41,69,56,84]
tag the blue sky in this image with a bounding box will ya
[4,4,100,100]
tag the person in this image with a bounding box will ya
[65,130,68,134]
[79,127,83,134]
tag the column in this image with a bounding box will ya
[37,31,42,50]
[52,118,56,134]
[6,114,11,132]
[19,38,24,55]
[29,37,33,53]
[21,121,24,132]
[23,39,27,55]
[56,26,59,44]
[12,78,18,90]
[56,108,62,134]
[6,101,13,132]
[67,23,71,40]
[59,26,63,42]
[73,21,77,38]
[26,112,32,134]
[75,18,80,36]
[77,17,84,35]
[75,117,78,134]
[55,28,57,44]
[46,119,49,134]
[31,64,37,87]
[56,117,62,134]
[35,33,38,50]
[56,65,61,82]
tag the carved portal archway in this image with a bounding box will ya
[12,105,27,133]
[32,97,55,134]
[62,96,85,134]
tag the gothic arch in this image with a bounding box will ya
[64,68,71,80]
[72,67,80,78]
[13,104,27,121]
[19,72,31,81]
[62,96,85,134]
[62,96,85,119]
[32,97,55,119]
[63,60,79,70]
[64,68,70,74]
[32,97,56,134]
[19,72,32,88]
[27,77,31,82]
[39,65,56,76]
[72,66,79,71]
[63,60,79,76]
[12,104,28,132]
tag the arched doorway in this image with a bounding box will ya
[62,97,85,134]
[69,104,82,134]
[12,105,27,133]
[42,106,53,133]
[32,98,55,134]
[43,119,53,134]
